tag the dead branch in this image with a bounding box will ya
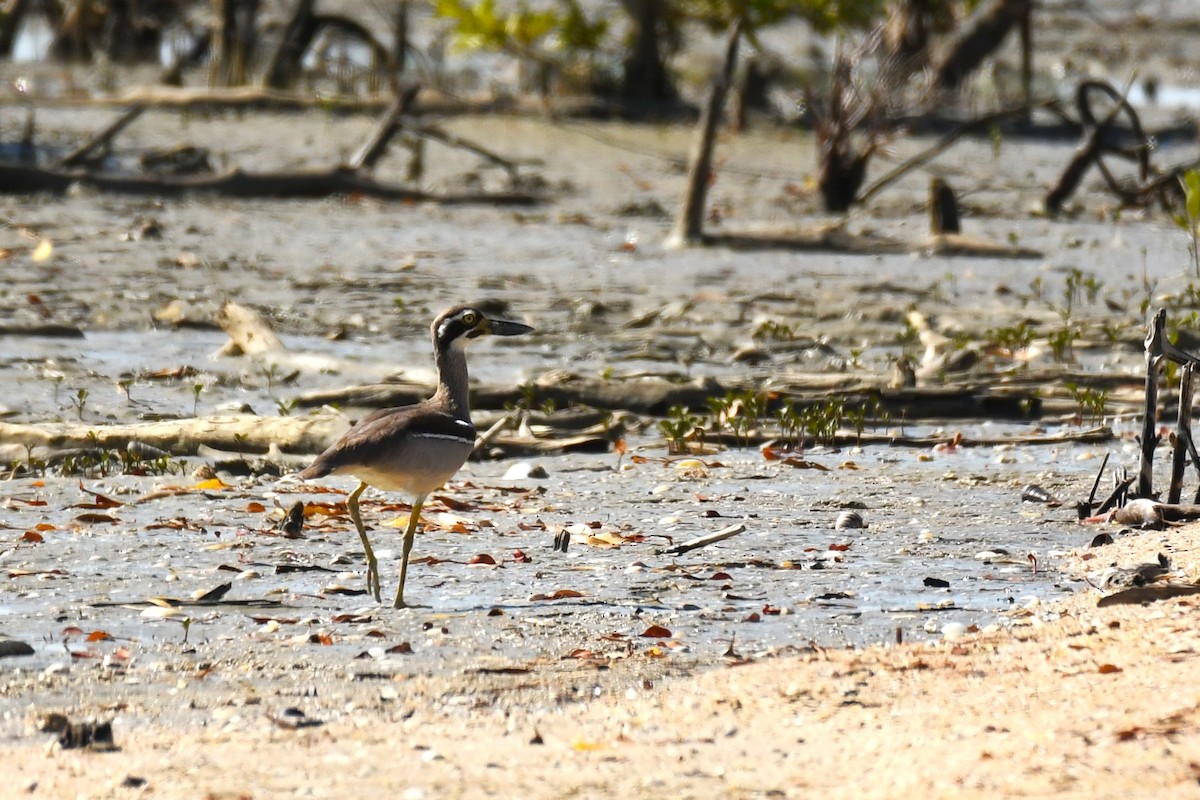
[56,104,145,168]
[410,124,527,181]
[349,84,421,171]
[667,17,742,248]
[858,99,1055,205]
[0,163,538,205]
[1044,80,1150,215]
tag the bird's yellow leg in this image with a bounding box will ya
[347,482,381,603]
[393,494,426,609]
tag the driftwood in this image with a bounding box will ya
[0,411,612,462]
[0,415,347,457]
[0,163,538,204]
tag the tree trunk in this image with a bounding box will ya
[212,0,260,86]
[934,0,1031,91]
[0,0,30,58]
[617,0,678,118]
[264,0,317,90]
[667,19,741,247]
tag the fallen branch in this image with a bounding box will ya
[349,84,420,171]
[0,415,347,457]
[56,104,145,168]
[0,163,538,204]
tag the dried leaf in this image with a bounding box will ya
[386,642,413,655]
[530,589,584,601]
[246,501,267,513]
[1098,663,1122,674]
[780,457,830,471]
[639,625,671,638]
[192,477,230,491]
[20,531,43,543]
[469,553,497,565]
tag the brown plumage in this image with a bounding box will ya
[299,304,533,607]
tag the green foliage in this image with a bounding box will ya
[1066,383,1109,427]
[678,0,883,33]
[1173,169,1200,278]
[1047,326,1079,363]
[986,320,1035,353]
[660,404,700,454]
[436,0,606,55]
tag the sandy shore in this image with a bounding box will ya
[7,518,1199,799]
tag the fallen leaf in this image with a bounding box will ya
[386,642,413,655]
[639,625,671,638]
[1098,663,1122,674]
[780,457,830,471]
[86,631,113,642]
[192,477,229,491]
[530,589,584,601]
[469,553,497,565]
[20,531,43,543]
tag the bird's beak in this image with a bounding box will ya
[485,318,534,337]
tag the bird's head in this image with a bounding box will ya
[432,304,533,349]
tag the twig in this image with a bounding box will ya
[655,523,746,556]
[410,123,524,180]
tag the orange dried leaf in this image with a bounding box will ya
[86,631,113,642]
[20,531,43,543]
[246,501,267,513]
[192,477,229,491]
[1098,663,1122,674]
[469,553,497,565]
[640,625,671,638]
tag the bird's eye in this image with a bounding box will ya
[462,311,478,326]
